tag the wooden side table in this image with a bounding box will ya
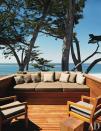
[60,117,84,131]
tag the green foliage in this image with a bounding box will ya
[0,0,86,71]
[88,34,101,44]
[32,58,54,71]
[42,0,87,39]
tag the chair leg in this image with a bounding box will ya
[15,117,18,120]
[0,121,2,131]
[0,124,1,131]
[25,113,28,128]
[90,123,94,131]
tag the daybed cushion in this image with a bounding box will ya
[35,82,63,92]
[62,83,90,92]
[13,83,38,91]
[70,101,93,118]
[1,101,25,118]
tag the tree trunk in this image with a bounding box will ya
[62,36,71,71]
[71,36,82,71]
[26,63,29,71]
[19,63,25,71]
[62,0,75,71]
[24,0,52,70]
[85,58,101,73]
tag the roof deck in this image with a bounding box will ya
[0,74,101,130]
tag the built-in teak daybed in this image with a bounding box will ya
[0,71,101,105]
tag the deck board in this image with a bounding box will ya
[3,105,67,131]
[3,105,101,131]
[28,105,67,131]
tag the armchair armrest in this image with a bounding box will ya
[81,95,95,103]
[0,96,16,102]
[0,102,28,111]
[67,101,93,111]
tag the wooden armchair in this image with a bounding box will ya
[0,96,28,131]
[67,95,101,131]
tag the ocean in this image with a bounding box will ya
[0,63,101,76]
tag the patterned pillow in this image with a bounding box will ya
[55,71,68,81]
[43,73,54,82]
[55,72,62,81]
[59,73,70,82]
[24,74,32,83]
[14,76,24,84]
[31,73,41,82]
[76,73,85,84]
[41,72,54,81]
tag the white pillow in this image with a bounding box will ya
[76,74,85,84]
[43,73,54,82]
[59,73,70,82]
[69,72,77,83]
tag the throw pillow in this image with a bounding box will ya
[43,73,54,82]
[76,73,85,84]
[59,73,70,82]
[41,72,54,81]
[31,73,41,82]
[69,72,77,83]
[24,74,32,83]
[55,72,62,81]
[14,76,24,84]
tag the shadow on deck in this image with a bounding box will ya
[3,119,101,131]
[3,119,42,131]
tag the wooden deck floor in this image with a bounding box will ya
[3,105,101,131]
[28,105,67,131]
[3,105,67,131]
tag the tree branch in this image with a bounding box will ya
[85,58,101,73]
[8,44,21,65]
[72,42,100,71]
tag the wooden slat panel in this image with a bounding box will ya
[85,75,101,98]
[14,91,89,105]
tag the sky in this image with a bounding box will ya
[0,0,101,63]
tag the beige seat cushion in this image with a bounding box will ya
[1,101,25,118]
[35,82,63,92]
[59,73,70,82]
[62,83,90,92]
[13,83,38,91]
[70,101,93,118]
